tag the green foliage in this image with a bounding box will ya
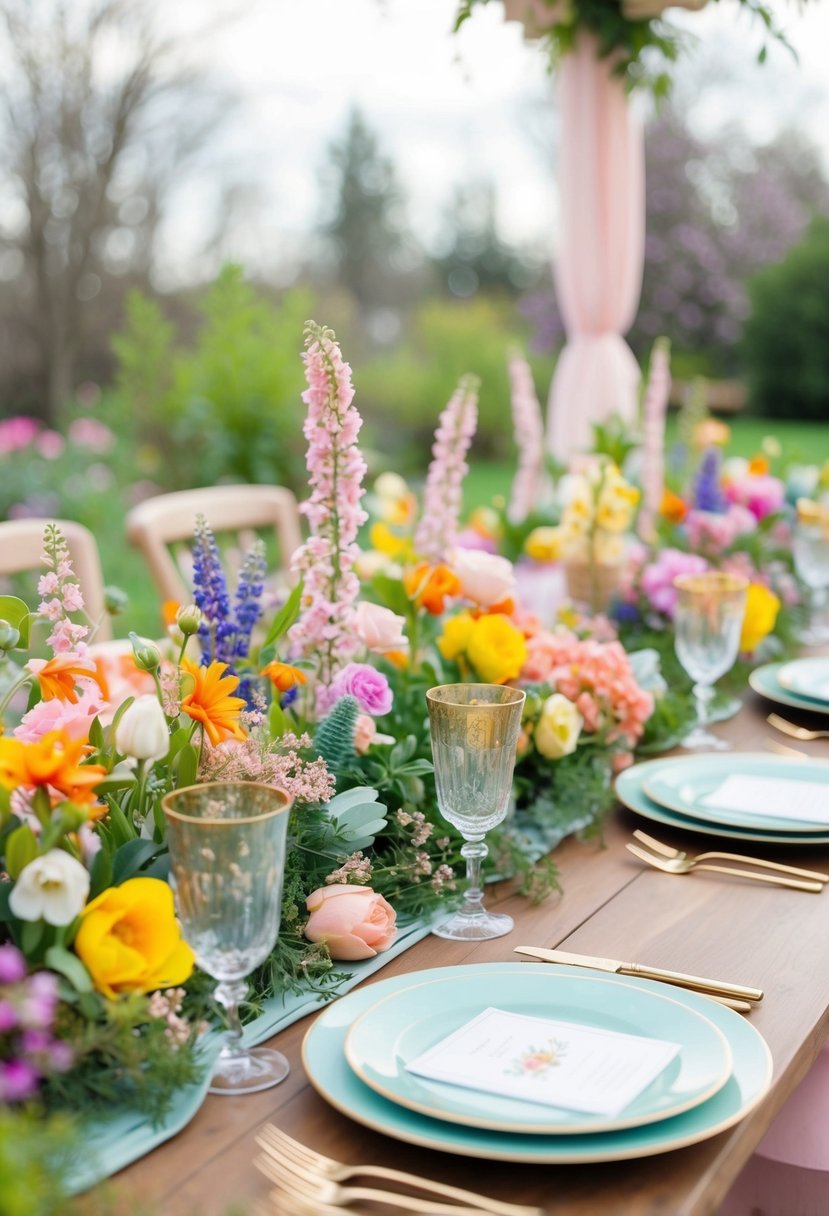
[0,1108,78,1216]
[313,696,359,773]
[111,267,312,491]
[743,219,829,421]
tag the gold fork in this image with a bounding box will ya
[255,1125,545,1216]
[632,829,829,885]
[767,712,829,741]
[254,1151,523,1216]
[626,842,824,892]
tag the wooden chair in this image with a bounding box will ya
[0,518,112,642]
[125,485,303,604]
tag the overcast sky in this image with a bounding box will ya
[157,0,829,283]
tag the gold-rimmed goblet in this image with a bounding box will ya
[673,572,748,751]
[161,781,292,1095]
[793,509,829,645]
[426,683,525,941]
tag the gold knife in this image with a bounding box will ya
[514,946,763,1003]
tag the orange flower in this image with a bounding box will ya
[660,490,688,525]
[180,659,246,746]
[260,661,307,693]
[0,730,106,804]
[403,563,461,615]
[748,455,769,476]
[162,600,181,628]
[28,655,107,705]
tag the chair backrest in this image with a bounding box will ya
[125,485,303,604]
[0,518,112,642]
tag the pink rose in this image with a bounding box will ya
[451,548,516,608]
[304,885,397,960]
[328,663,393,717]
[353,601,408,653]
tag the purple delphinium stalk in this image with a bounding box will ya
[232,539,266,704]
[693,449,726,514]
[192,516,234,665]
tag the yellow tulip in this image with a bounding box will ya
[438,612,475,662]
[75,877,195,999]
[740,583,780,654]
[465,614,527,686]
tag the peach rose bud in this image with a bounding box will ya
[304,884,397,960]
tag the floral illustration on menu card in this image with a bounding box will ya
[506,1038,568,1078]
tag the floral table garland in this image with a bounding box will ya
[0,321,805,1202]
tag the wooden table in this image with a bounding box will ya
[113,691,829,1215]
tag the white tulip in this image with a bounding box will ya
[534,693,583,760]
[10,850,90,926]
[115,694,170,763]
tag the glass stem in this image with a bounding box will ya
[215,980,248,1059]
[460,838,487,919]
[693,683,715,729]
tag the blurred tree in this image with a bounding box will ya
[0,0,233,419]
[743,218,829,421]
[317,108,422,322]
[432,181,544,299]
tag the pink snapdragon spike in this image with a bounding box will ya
[289,322,368,706]
[638,337,671,544]
[414,374,479,563]
[507,350,545,526]
[36,524,89,656]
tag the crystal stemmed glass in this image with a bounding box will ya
[426,683,525,941]
[673,573,748,752]
[793,515,829,645]
[161,781,292,1095]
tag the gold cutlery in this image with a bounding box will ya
[514,946,763,1004]
[627,841,824,893]
[767,712,829,742]
[766,739,809,760]
[255,1126,545,1216]
[633,829,829,885]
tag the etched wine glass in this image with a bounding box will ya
[426,683,525,941]
[162,781,292,1095]
[673,573,748,751]
[793,513,829,645]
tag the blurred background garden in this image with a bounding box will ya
[2,0,829,635]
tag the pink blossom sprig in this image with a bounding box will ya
[414,374,479,563]
[36,523,89,655]
[507,350,545,525]
[199,728,335,805]
[289,322,368,702]
[638,338,671,544]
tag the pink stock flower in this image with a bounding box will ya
[640,549,709,619]
[36,524,90,657]
[304,884,397,960]
[415,375,479,563]
[507,350,545,526]
[289,322,368,706]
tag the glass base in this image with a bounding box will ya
[680,725,730,751]
[209,1046,290,1095]
[432,909,514,941]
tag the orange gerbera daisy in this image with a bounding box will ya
[403,563,461,615]
[180,659,246,747]
[27,655,108,704]
[660,489,688,525]
[260,661,307,693]
[0,730,106,804]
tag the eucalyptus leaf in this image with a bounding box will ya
[5,823,39,879]
[44,946,93,994]
[0,595,31,647]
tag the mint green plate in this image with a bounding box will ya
[643,753,829,834]
[344,970,731,1135]
[302,963,772,1163]
[777,658,829,703]
[750,663,829,718]
[615,759,829,846]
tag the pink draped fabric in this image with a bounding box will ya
[547,34,645,462]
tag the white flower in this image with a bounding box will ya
[534,693,583,760]
[353,601,408,653]
[9,850,90,926]
[115,694,169,763]
[451,548,516,608]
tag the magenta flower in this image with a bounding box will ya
[328,663,393,717]
[640,548,709,619]
[0,945,26,985]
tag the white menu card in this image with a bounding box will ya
[701,775,829,825]
[405,1007,680,1118]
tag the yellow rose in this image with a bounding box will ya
[534,693,583,760]
[75,877,195,999]
[740,583,780,654]
[465,614,528,686]
[437,611,475,662]
[524,527,563,563]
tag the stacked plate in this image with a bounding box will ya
[301,962,772,1163]
[750,657,829,717]
[616,752,829,845]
